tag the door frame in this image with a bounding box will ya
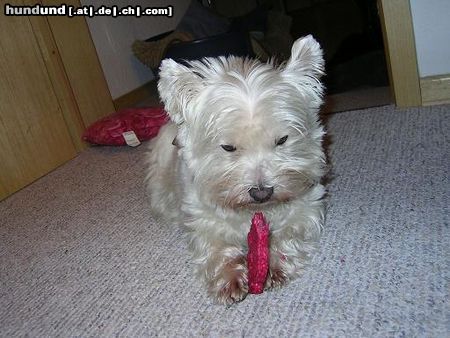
[378,0,422,107]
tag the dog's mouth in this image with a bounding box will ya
[220,188,294,210]
[233,193,293,210]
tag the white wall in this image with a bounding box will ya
[81,0,190,99]
[410,0,450,77]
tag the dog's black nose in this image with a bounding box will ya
[249,186,274,203]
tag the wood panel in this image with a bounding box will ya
[0,12,77,200]
[420,74,450,106]
[28,14,87,152]
[378,0,422,107]
[43,0,115,127]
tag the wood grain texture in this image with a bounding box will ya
[420,74,450,106]
[0,12,77,200]
[43,0,115,127]
[28,13,87,152]
[378,0,422,107]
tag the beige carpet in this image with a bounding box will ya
[1,104,448,337]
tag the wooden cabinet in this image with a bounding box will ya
[0,1,115,200]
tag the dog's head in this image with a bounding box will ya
[158,35,326,209]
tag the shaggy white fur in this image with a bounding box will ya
[146,35,327,304]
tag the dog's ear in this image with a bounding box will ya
[284,35,324,79]
[157,59,203,125]
[283,35,325,107]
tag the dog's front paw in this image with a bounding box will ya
[265,252,289,290]
[207,256,248,305]
[215,273,248,305]
[265,266,289,290]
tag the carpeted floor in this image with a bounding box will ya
[1,104,448,337]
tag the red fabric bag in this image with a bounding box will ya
[82,107,169,146]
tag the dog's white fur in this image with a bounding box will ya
[146,35,326,304]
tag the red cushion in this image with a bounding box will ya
[82,107,169,146]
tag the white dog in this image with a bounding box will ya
[146,35,327,304]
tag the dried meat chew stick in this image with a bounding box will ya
[247,212,270,294]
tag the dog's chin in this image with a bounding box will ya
[246,200,280,210]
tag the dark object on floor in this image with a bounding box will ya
[325,49,389,94]
[133,2,291,71]
[164,31,254,65]
[132,31,193,70]
[288,0,389,94]
[176,0,230,40]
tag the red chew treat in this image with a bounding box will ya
[247,212,270,294]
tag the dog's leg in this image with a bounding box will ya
[189,233,248,304]
[146,122,181,220]
[207,249,248,305]
[265,247,289,290]
[265,193,324,290]
[265,235,317,290]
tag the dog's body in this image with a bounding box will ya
[146,36,327,304]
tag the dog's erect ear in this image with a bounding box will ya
[284,35,324,79]
[157,59,203,125]
[283,35,325,107]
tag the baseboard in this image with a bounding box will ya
[420,74,450,106]
[113,80,159,110]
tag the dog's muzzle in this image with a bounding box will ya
[249,186,274,203]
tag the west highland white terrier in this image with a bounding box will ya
[146,35,327,304]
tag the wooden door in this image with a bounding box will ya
[43,0,116,127]
[0,13,77,200]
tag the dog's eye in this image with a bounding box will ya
[276,135,288,146]
[221,144,236,152]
